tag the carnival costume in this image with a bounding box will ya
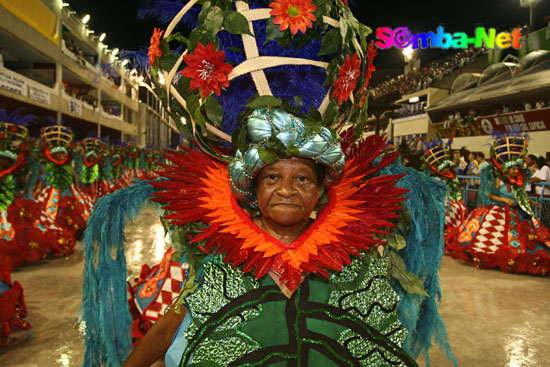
[422,144,467,253]
[35,125,91,250]
[82,1,455,366]
[448,136,550,274]
[78,137,104,203]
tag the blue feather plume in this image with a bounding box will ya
[380,160,458,367]
[0,106,39,126]
[80,180,159,367]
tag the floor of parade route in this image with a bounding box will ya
[0,205,548,367]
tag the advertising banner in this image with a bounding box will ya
[68,99,82,116]
[0,68,28,96]
[28,84,51,104]
[433,108,550,138]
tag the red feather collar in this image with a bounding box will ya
[151,136,407,291]
[0,153,25,179]
[44,148,70,166]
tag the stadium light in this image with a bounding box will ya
[81,14,91,24]
[99,33,106,42]
[402,46,414,61]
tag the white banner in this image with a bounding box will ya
[0,68,28,96]
[29,84,51,104]
[68,99,82,116]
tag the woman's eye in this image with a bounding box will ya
[268,174,277,180]
[298,176,308,182]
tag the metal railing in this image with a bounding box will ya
[456,175,550,228]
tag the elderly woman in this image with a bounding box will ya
[120,108,416,367]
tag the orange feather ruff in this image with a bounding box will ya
[151,135,408,291]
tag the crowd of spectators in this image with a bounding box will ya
[371,47,486,99]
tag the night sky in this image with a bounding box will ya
[68,0,550,72]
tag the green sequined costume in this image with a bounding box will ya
[168,255,416,367]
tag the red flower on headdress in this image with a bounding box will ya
[269,0,317,35]
[180,42,234,98]
[332,53,361,105]
[8,126,18,134]
[365,41,378,84]
[338,0,349,5]
[148,28,164,66]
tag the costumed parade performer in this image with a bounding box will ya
[422,143,467,254]
[448,135,550,274]
[0,111,38,346]
[78,137,104,204]
[124,141,146,183]
[35,125,91,249]
[81,1,455,366]
[110,143,128,191]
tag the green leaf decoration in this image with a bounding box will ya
[204,95,224,127]
[323,100,339,126]
[387,233,407,251]
[293,31,313,50]
[304,119,323,136]
[193,107,207,130]
[318,27,342,56]
[244,95,282,109]
[257,148,279,165]
[223,11,253,36]
[159,52,182,72]
[265,133,286,154]
[265,18,284,45]
[313,0,332,19]
[185,94,200,115]
[285,142,300,158]
[388,251,429,297]
[232,123,248,154]
[165,32,188,44]
[198,0,212,24]
[278,31,292,48]
[188,25,210,51]
[204,6,224,38]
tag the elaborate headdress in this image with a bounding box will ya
[490,135,528,171]
[147,0,376,157]
[41,125,74,154]
[0,107,33,161]
[423,142,454,179]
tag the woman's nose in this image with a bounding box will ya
[276,178,295,197]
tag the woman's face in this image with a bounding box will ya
[453,151,461,160]
[53,151,67,160]
[468,152,475,162]
[256,157,321,228]
[507,166,520,178]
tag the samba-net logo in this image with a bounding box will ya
[375,26,523,49]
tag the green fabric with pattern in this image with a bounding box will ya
[0,174,15,211]
[45,161,73,191]
[181,255,416,367]
[81,164,99,185]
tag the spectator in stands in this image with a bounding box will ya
[476,152,489,172]
[502,104,510,113]
[454,111,461,122]
[0,48,3,68]
[466,151,479,176]
[530,157,550,196]
[524,101,533,111]
[525,154,538,174]
[414,136,425,154]
[535,99,546,109]
[452,149,467,173]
